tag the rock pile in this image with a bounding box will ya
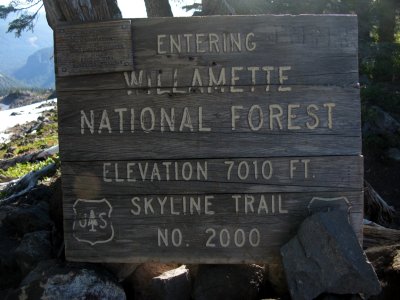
[0,179,398,299]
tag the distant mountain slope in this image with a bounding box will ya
[1,90,53,108]
[13,47,55,89]
[0,13,53,74]
[0,73,24,94]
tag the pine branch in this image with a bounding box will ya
[11,0,42,12]
[182,3,202,12]
[0,5,17,19]
[7,3,43,37]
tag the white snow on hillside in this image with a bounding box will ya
[0,103,9,110]
[0,99,57,143]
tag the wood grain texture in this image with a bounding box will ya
[55,20,132,76]
[363,224,400,248]
[126,15,358,87]
[60,156,363,194]
[55,15,363,263]
[63,191,363,263]
[55,14,358,81]
[58,86,360,134]
[43,0,122,29]
[59,133,361,161]
[57,86,361,160]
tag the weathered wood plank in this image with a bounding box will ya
[55,15,358,82]
[131,15,358,56]
[59,133,361,161]
[56,66,358,92]
[62,191,363,263]
[58,85,360,134]
[57,85,361,160]
[60,156,363,194]
[55,20,132,76]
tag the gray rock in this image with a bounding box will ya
[48,177,63,231]
[3,202,53,236]
[192,264,265,300]
[281,211,381,300]
[0,289,12,299]
[387,148,400,161]
[316,294,363,300]
[0,206,22,289]
[15,230,53,276]
[102,262,138,282]
[265,256,288,296]
[151,265,191,300]
[7,260,126,300]
[24,184,53,205]
[0,221,21,289]
[0,205,13,225]
[363,106,400,135]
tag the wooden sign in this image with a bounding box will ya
[55,15,362,263]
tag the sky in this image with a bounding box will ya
[0,0,198,73]
[0,0,197,18]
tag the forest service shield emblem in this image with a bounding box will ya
[72,198,114,245]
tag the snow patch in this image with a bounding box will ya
[0,98,57,143]
[0,103,9,111]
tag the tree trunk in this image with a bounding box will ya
[202,0,267,15]
[364,180,396,227]
[363,223,400,248]
[355,0,372,44]
[377,0,396,43]
[143,0,173,17]
[373,0,397,81]
[43,0,121,29]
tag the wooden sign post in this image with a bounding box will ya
[55,15,362,263]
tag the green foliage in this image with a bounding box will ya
[361,83,400,116]
[0,0,43,36]
[361,82,400,157]
[265,0,356,14]
[358,0,400,83]
[0,4,16,18]
[0,101,59,182]
[359,43,400,83]
[363,134,389,155]
[361,103,378,125]
[7,13,36,36]
[14,133,58,156]
[0,109,58,159]
[0,155,58,179]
